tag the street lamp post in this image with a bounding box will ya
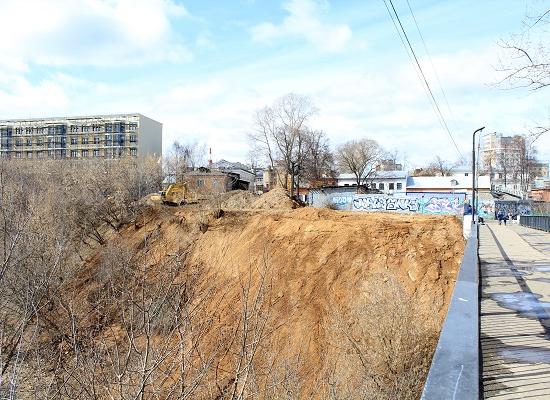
[472,127,485,223]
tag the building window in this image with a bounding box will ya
[396,183,402,190]
[197,179,204,188]
[26,139,32,146]
[94,136,100,144]
[379,183,384,190]
[130,134,137,143]
[93,149,101,157]
[389,183,395,190]
[82,150,89,157]
[15,152,22,158]
[130,148,137,156]
[27,151,32,159]
[71,137,78,145]
[71,150,78,158]
[464,173,469,176]
[15,139,22,147]
[37,138,44,146]
[82,137,89,145]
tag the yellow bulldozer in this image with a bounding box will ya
[160,182,197,206]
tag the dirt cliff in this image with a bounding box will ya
[63,205,464,398]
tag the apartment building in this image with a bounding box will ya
[481,132,524,176]
[0,113,162,160]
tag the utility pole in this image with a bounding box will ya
[472,127,485,223]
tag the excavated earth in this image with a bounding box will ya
[67,203,465,398]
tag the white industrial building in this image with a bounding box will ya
[336,171,408,195]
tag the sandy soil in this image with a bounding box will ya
[65,204,464,398]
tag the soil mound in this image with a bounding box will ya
[251,187,299,209]
[59,207,465,399]
[220,190,257,209]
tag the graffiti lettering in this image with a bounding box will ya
[353,196,418,212]
[332,196,352,205]
[386,197,418,212]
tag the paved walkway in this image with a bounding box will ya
[480,221,550,399]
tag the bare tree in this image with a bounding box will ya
[429,155,455,176]
[302,130,335,184]
[336,138,383,191]
[327,275,438,400]
[510,135,539,193]
[165,141,207,183]
[250,93,318,198]
[412,155,456,177]
[498,5,550,91]
[498,3,550,142]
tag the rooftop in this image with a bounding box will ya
[406,175,491,189]
[211,159,253,173]
[0,113,161,125]
[337,170,407,180]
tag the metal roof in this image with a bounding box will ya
[406,175,491,189]
[337,170,407,180]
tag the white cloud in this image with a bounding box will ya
[250,0,352,52]
[140,46,549,166]
[196,31,215,49]
[1,40,548,168]
[0,0,191,67]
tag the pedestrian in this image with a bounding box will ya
[497,210,504,225]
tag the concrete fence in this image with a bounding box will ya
[422,225,479,399]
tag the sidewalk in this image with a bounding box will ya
[480,221,550,399]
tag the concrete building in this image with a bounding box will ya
[183,170,248,196]
[0,113,161,160]
[211,159,255,190]
[406,174,491,197]
[375,159,403,172]
[481,132,524,174]
[337,171,407,195]
[531,161,550,179]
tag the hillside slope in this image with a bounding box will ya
[51,206,464,399]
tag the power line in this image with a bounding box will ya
[380,0,450,142]
[382,0,464,160]
[405,0,455,122]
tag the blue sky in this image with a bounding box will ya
[0,0,548,167]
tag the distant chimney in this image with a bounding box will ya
[208,147,212,168]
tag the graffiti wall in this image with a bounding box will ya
[308,188,357,210]
[351,193,465,215]
[494,200,533,217]
[352,195,418,212]
[406,193,466,215]
[478,200,495,219]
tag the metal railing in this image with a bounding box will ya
[422,225,479,399]
[520,215,550,232]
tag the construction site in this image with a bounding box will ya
[0,157,467,399]
[52,187,464,398]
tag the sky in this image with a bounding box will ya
[0,0,548,168]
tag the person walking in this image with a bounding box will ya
[497,210,504,225]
